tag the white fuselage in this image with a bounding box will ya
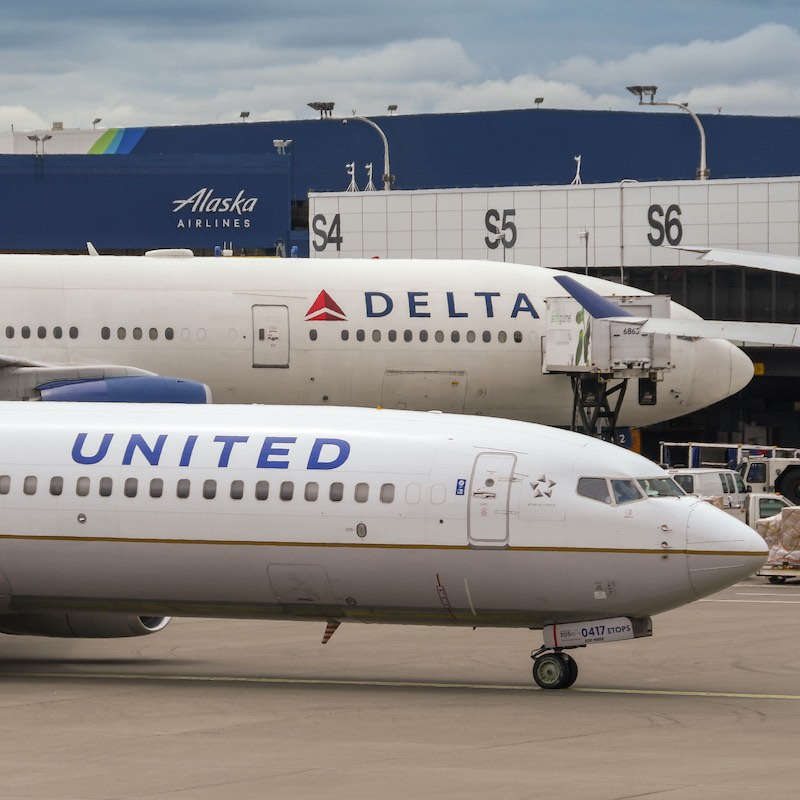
[0,255,752,425]
[0,403,766,630]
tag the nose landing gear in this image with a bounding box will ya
[531,647,580,690]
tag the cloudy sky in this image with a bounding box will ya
[2,1,799,131]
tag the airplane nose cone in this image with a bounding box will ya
[686,501,767,598]
[678,338,754,410]
[729,343,755,395]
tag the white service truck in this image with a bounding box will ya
[739,457,800,504]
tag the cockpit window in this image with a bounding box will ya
[637,477,685,497]
[672,474,694,493]
[577,477,611,504]
[611,479,643,505]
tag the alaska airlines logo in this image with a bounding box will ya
[173,188,258,230]
[305,291,540,321]
[306,291,347,321]
[172,188,258,215]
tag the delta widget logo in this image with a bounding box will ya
[305,291,347,322]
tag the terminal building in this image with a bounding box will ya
[2,107,800,455]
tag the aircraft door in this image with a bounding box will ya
[252,305,289,367]
[468,452,516,547]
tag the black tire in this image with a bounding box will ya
[768,576,788,585]
[532,653,569,689]
[561,653,579,688]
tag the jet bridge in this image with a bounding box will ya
[543,294,673,441]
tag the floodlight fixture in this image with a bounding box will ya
[534,97,544,108]
[626,84,709,179]
[239,111,250,122]
[92,117,102,129]
[387,104,397,115]
[308,101,335,118]
[273,138,293,154]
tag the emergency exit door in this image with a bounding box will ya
[468,452,516,546]
[252,305,289,367]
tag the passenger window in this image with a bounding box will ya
[280,481,294,501]
[329,482,344,502]
[230,480,244,500]
[23,476,37,495]
[4,326,12,339]
[309,329,318,341]
[356,329,365,342]
[37,326,46,339]
[117,327,126,340]
[451,331,460,343]
[611,479,642,505]
[467,330,476,343]
[53,326,63,339]
[21,326,30,339]
[482,331,491,343]
[176,479,190,498]
[403,330,413,342]
[406,483,421,504]
[380,483,395,503]
[355,482,369,502]
[133,327,143,340]
[69,327,79,339]
[341,330,349,341]
[577,477,611,504]
[124,478,138,498]
[50,476,63,496]
[0,475,9,494]
[419,330,429,342]
[734,473,746,493]
[99,477,113,497]
[255,481,270,500]
[430,484,446,504]
[150,478,164,498]
[76,476,90,496]
[305,482,319,501]
[498,331,507,343]
[165,328,174,340]
[514,331,523,343]
[101,327,111,340]
[435,331,444,343]
[372,330,381,342]
[388,330,397,342]
[149,328,158,341]
[203,479,217,499]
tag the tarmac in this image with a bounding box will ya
[0,575,797,799]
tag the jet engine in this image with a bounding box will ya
[36,375,211,403]
[0,612,171,638]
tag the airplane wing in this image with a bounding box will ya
[676,246,800,277]
[554,274,800,347]
[0,357,211,402]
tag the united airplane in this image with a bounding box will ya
[0,402,766,689]
[0,253,752,426]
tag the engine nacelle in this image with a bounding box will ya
[0,612,171,638]
[37,375,211,403]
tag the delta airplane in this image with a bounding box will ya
[0,253,753,426]
[0,402,766,689]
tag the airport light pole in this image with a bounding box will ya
[626,85,709,180]
[308,101,395,190]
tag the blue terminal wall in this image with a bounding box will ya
[2,108,800,254]
[131,108,800,192]
[0,153,291,253]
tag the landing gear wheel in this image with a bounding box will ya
[533,652,573,689]
[769,576,788,584]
